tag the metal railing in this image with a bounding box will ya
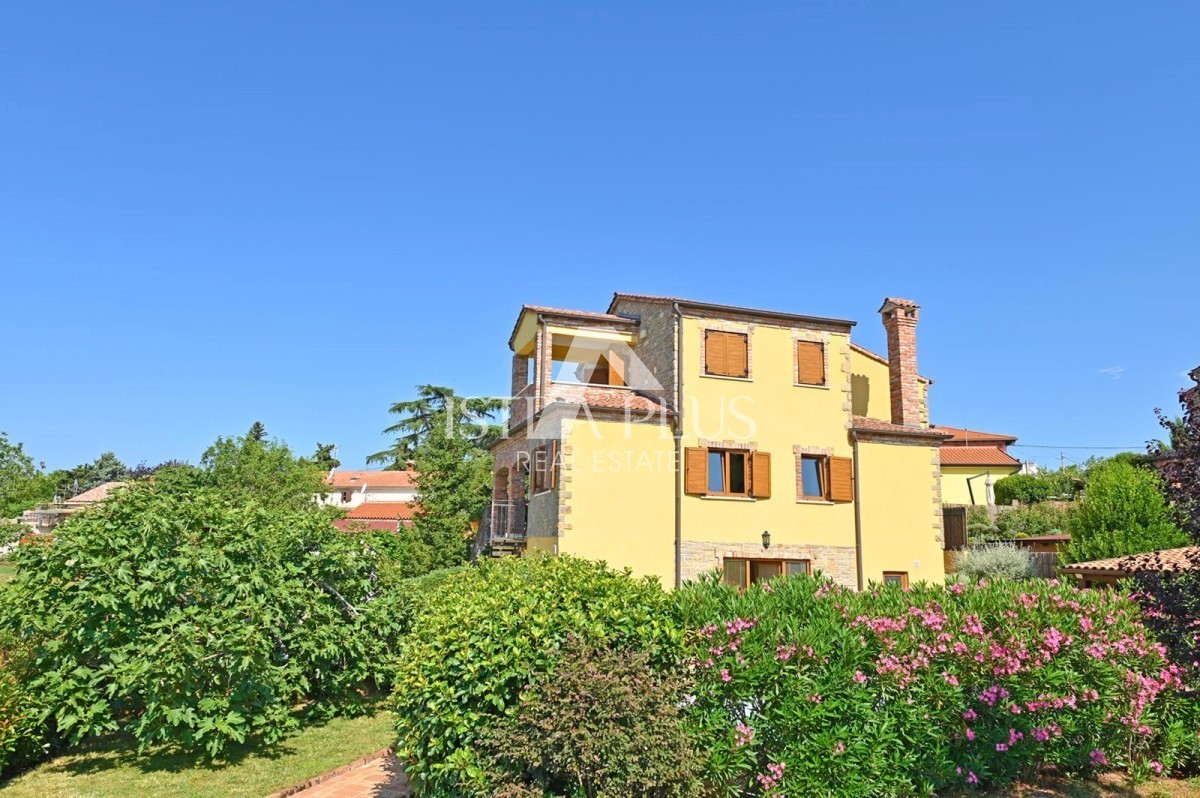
[472,500,527,559]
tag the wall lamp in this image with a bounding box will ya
[762,530,771,549]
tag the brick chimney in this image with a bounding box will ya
[880,297,922,427]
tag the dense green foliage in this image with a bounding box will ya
[1153,384,1200,541]
[0,433,56,519]
[368,385,501,468]
[483,638,702,798]
[1061,461,1188,564]
[391,555,681,795]
[394,558,1197,796]
[967,503,1074,543]
[993,470,1079,506]
[0,631,47,775]
[678,574,1195,794]
[197,434,327,510]
[0,484,406,757]
[952,544,1035,581]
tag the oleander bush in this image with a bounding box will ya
[953,544,1035,582]
[675,574,1194,795]
[0,482,411,758]
[390,555,681,795]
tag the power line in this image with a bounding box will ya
[1009,444,1143,450]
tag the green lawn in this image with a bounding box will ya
[0,710,396,798]
[0,558,16,586]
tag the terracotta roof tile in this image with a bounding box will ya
[939,446,1021,467]
[608,293,855,329]
[345,502,419,520]
[522,305,637,325]
[546,384,670,414]
[328,470,417,489]
[1062,546,1200,575]
[333,518,401,531]
[65,481,128,504]
[933,426,1019,445]
[851,416,952,439]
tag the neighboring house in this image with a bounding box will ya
[334,501,419,532]
[322,469,420,532]
[322,469,418,509]
[932,426,1023,506]
[1061,546,1200,588]
[18,481,128,535]
[487,293,951,590]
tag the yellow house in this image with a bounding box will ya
[932,426,1023,506]
[487,294,950,590]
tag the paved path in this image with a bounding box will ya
[291,752,409,798]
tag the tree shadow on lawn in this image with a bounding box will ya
[45,717,344,778]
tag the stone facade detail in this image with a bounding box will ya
[608,298,678,411]
[680,540,858,589]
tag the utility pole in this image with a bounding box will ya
[1059,451,1066,472]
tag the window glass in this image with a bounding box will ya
[801,456,825,499]
[707,451,725,493]
[751,560,781,584]
[883,572,907,587]
[723,558,747,588]
[785,561,810,577]
[728,452,747,494]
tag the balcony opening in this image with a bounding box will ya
[550,337,629,387]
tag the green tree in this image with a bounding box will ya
[0,433,61,519]
[60,451,130,496]
[312,442,341,471]
[200,432,326,510]
[247,421,268,442]
[367,385,501,469]
[1060,460,1189,564]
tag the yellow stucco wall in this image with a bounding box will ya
[558,418,676,585]
[856,439,945,585]
[849,347,928,423]
[678,316,858,550]
[940,465,1022,506]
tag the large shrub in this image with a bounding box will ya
[953,544,1035,582]
[483,637,702,798]
[390,555,680,795]
[994,471,1078,506]
[1061,461,1188,564]
[0,483,408,757]
[674,574,1192,794]
[995,503,1074,539]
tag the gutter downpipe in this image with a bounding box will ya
[673,301,684,590]
[851,429,865,591]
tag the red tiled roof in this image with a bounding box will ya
[334,518,400,531]
[851,416,952,439]
[933,426,1019,445]
[939,446,1021,467]
[545,383,671,414]
[1062,546,1200,575]
[65,481,128,504]
[328,470,416,489]
[345,502,419,520]
[608,293,855,329]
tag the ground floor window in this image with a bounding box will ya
[882,571,909,588]
[722,557,810,589]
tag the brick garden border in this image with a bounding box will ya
[265,746,395,798]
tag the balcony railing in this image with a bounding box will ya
[472,500,527,559]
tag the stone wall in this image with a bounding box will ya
[609,298,677,410]
[680,539,858,589]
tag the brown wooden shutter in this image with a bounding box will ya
[796,341,825,385]
[750,451,771,499]
[607,349,626,387]
[684,447,708,494]
[726,333,749,377]
[548,441,560,489]
[829,456,854,502]
[704,331,726,375]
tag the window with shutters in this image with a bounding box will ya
[796,453,854,503]
[532,442,559,494]
[722,558,811,589]
[795,340,826,386]
[684,447,771,499]
[703,330,750,379]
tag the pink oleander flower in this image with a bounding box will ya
[1090,749,1108,766]
[833,742,846,755]
[808,693,823,703]
[853,670,868,684]
[720,669,732,683]
[734,721,755,748]
[965,728,975,741]
[1149,760,1163,775]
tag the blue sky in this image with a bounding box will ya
[1,2,1196,471]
